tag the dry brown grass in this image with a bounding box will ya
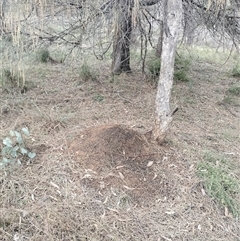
[0,56,240,240]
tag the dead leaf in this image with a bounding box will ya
[147,161,154,167]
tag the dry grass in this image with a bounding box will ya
[1,49,240,240]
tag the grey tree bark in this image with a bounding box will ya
[111,0,133,74]
[156,20,164,57]
[153,0,183,144]
[0,0,7,34]
[111,0,161,74]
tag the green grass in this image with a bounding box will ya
[146,51,191,82]
[232,64,240,78]
[197,151,240,217]
[147,58,161,79]
[37,49,51,63]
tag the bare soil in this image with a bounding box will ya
[0,58,240,240]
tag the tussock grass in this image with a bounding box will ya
[232,64,240,78]
[37,49,51,63]
[197,151,240,217]
[79,62,97,81]
[146,51,191,83]
[227,84,240,96]
[174,54,191,82]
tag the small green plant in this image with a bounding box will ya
[197,151,240,217]
[1,128,36,168]
[79,62,96,81]
[38,49,51,63]
[232,64,240,77]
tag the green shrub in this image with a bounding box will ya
[1,128,36,168]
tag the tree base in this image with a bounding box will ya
[152,116,172,145]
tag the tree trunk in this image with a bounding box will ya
[153,0,183,144]
[111,0,133,74]
[156,20,164,57]
[0,0,7,35]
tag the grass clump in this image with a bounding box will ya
[227,84,240,96]
[147,58,161,79]
[231,64,240,78]
[1,68,28,93]
[174,54,191,82]
[79,62,96,81]
[197,151,240,217]
[222,84,240,106]
[37,49,51,63]
[146,53,191,82]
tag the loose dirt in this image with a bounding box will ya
[68,124,172,200]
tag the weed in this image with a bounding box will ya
[232,64,240,78]
[79,62,96,81]
[197,151,240,217]
[1,128,36,168]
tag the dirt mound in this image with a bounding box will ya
[69,124,152,167]
[68,124,171,199]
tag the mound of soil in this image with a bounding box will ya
[68,124,171,199]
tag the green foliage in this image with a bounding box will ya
[174,70,190,82]
[197,152,240,217]
[147,58,161,79]
[79,62,96,81]
[38,49,51,63]
[1,128,36,168]
[147,53,191,82]
[227,84,240,96]
[174,55,191,82]
[232,64,240,78]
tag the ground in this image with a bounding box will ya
[0,48,240,240]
